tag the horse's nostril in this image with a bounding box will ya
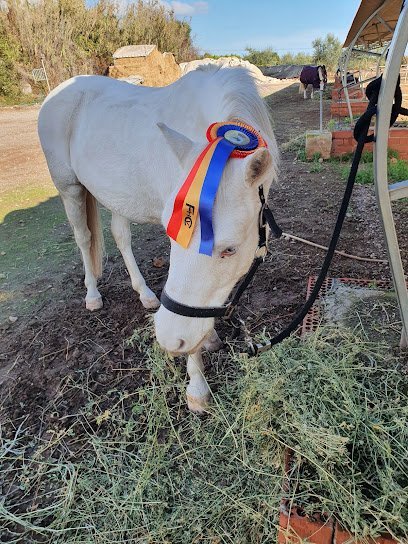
[178,339,186,350]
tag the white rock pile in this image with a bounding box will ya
[179,56,281,87]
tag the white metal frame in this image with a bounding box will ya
[374,0,408,347]
[339,0,392,124]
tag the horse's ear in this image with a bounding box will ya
[245,148,272,186]
[157,122,194,166]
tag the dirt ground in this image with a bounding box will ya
[0,82,407,445]
[0,105,49,190]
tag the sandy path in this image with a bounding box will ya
[0,105,51,192]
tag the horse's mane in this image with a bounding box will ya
[206,66,279,181]
[196,66,274,139]
[172,65,279,184]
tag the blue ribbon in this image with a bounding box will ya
[198,138,236,256]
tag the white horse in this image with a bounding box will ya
[38,66,279,412]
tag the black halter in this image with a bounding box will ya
[160,185,282,319]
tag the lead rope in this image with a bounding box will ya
[243,75,407,356]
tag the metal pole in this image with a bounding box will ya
[41,54,51,93]
[343,0,389,125]
[374,1,408,348]
[319,90,323,132]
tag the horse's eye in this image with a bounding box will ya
[220,247,236,258]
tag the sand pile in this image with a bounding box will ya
[180,57,281,87]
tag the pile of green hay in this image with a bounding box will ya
[1,330,407,543]
[242,330,407,541]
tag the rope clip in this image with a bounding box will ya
[255,244,268,260]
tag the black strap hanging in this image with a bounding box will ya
[249,75,406,356]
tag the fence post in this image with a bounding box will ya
[41,54,51,92]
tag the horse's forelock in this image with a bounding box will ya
[210,68,279,183]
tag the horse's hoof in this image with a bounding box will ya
[86,296,103,311]
[140,293,160,310]
[187,392,210,414]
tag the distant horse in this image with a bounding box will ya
[299,65,327,99]
[335,68,359,85]
[38,66,279,412]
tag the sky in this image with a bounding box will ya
[163,0,362,56]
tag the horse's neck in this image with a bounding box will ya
[176,72,262,134]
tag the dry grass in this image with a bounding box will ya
[1,0,197,92]
[0,322,407,543]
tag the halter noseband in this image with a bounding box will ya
[160,185,282,320]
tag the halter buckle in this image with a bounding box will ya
[259,203,267,226]
[255,244,268,259]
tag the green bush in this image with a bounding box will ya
[243,46,280,66]
[0,0,198,96]
[0,17,20,97]
[312,33,342,71]
[340,153,408,185]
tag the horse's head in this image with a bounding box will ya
[154,122,278,354]
[319,65,328,89]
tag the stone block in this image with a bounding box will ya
[306,130,333,160]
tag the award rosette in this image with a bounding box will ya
[166,121,267,256]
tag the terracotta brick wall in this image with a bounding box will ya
[331,128,408,159]
[330,100,368,117]
[331,80,408,119]
[332,87,365,100]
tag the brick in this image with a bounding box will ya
[335,143,352,151]
[334,524,397,544]
[278,505,334,544]
[306,130,332,159]
[331,131,348,139]
[391,129,406,136]
[330,99,368,118]
[330,129,379,158]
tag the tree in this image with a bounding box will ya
[278,51,313,66]
[243,47,279,66]
[312,33,342,71]
[0,15,20,96]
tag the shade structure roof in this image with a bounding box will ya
[343,0,403,48]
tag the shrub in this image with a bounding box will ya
[340,154,408,185]
[243,46,280,66]
[0,16,20,97]
[1,0,198,94]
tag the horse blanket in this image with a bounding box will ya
[300,66,322,89]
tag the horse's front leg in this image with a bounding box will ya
[111,213,160,309]
[186,350,210,413]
